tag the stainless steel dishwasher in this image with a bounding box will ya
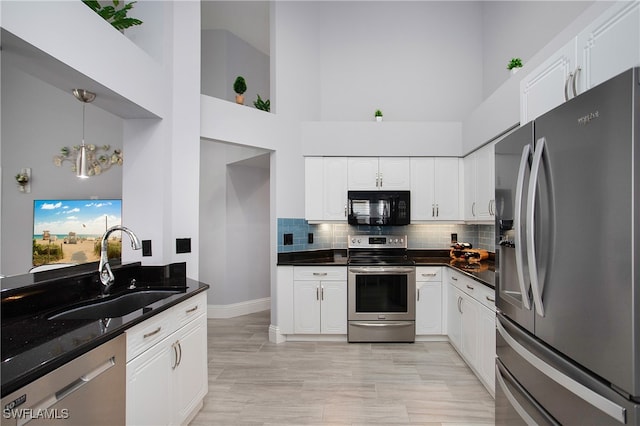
[1,334,126,426]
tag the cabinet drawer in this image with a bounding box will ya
[293,267,347,281]
[126,307,175,362]
[448,270,495,311]
[416,267,442,282]
[175,292,207,329]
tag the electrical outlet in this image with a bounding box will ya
[308,233,314,244]
[451,233,458,243]
[142,240,152,257]
[283,233,293,245]
[176,238,191,254]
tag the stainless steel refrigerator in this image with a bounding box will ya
[494,67,640,425]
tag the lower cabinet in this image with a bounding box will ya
[126,293,208,426]
[446,269,496,396]
[416,267,443,335]
[293,267,347,334]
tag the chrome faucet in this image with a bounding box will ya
[99,225,142,295]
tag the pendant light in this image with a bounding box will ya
[72,89,96,179]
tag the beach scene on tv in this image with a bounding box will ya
[33,199,122,267]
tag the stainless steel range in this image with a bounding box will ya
[347,235,416,343]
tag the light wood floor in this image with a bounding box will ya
[189,310,495,425]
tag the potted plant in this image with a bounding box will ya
[233,76,247,105]
[254,94,270,112]
[507,58,523,74]
[15,172,29,192]
[375,109,383,122]
[82,0,143,31]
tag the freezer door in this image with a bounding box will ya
[494,122,535,333]
[497,314,639,425]
[530,68,639,397]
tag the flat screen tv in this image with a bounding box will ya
[32,199,122,267]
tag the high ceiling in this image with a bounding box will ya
[201,1,270,55]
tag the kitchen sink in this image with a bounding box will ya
[47,289,182,320]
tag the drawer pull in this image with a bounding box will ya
[466,284,475,290]
[312,272,328,276]
[421,273,437,277]
[186,305,198,313]
[487,296,495,303]
[143,327,161,339]
[451,276,458,281]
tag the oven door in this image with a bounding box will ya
[348,266,416,321]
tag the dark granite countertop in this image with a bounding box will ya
[1,262,209,397]
[278,249,495,289]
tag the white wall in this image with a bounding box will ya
[1,63,123,276]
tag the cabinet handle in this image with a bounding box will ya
[316,286,319,301]
[564,72,574,101]
[487,296,495,303]
[572,66,581,98]
[451,276,458,281]
[472,202,476,217]
[143,327,161,339]
[421,273,437,277]
[186,305,198,314]
[417,288,420,301]
[177,341,183,367]
[321,286,324,301]
[171,342,179,369]
[432,204,435,217]
[436,204,439,217]
[466,284,475,291]
[457,296,463,313]
[312,272,328,276]
[344,205,347,217]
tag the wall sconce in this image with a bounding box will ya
[53,89,123,178]
[15,168,31,193]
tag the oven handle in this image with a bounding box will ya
[350,321,415,327]
[348,267,415,274]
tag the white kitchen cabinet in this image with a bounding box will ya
[521,1,639,124]
[463,142,495,222]
[348,157,410,190]
[305,157,348,222]
[411,158,461,221]
[447,269,496,395]
[416,267,443,335]
[293,267,347,334]
[126,293,208,426]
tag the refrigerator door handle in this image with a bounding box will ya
[497,319,627,424]
[527,137,547,317]
[514,144,532,310]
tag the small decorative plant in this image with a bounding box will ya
[507,58,523,71]
[375,109,383,122]
[254,94,270,112]
[15,173,29,185]
[82,0,143,31]
[233,76,247,104]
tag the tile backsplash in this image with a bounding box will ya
[277,218,495,253]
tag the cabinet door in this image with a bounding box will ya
[520,39,577,124]
[173,315,208,425]
[576,1,640,95]
[323,157,348,220]
[305,157,324,221]
[378,157,410,190]
[127,336,173,426]
[416,281,442,335]
[294,281,321,333]
[478,306,496,395]
[348,158,379,190]
[447,286,463,350]
[460,293,480,369]
[475,143,496,221]
[410,158,435,220]
[433,158,460,220]
[320,281,347,334]
[463,153,477,221]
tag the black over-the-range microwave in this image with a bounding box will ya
[347,190,410,226]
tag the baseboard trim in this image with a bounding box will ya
[208,297,271,319]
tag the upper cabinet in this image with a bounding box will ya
[347,158,410,190]
[463,142,495,223]
[305,157,348,222]
[521,1,639,124]
[411,158,461,221]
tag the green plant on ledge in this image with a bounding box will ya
[254,94,270,112]
[507,57,523,70]
[375,109,383,117]
[82,0,143,31]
